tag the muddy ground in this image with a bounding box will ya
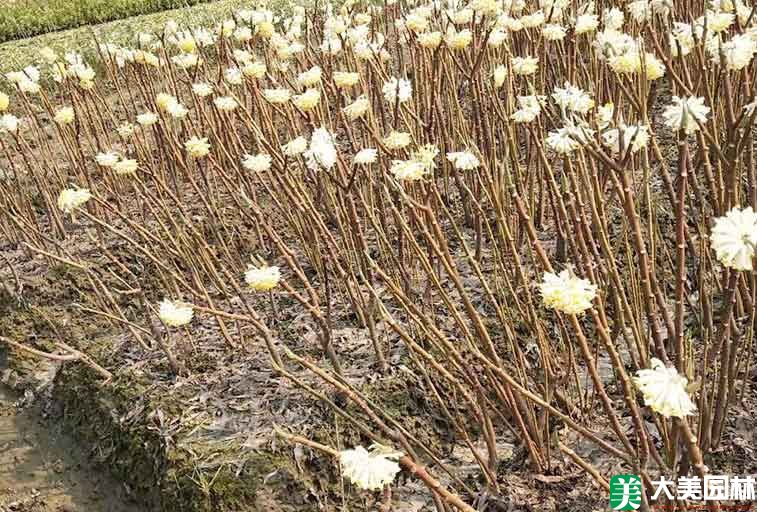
[0,385,137,512]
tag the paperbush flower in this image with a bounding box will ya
[257,21,275,38]
[17,77,40,94]
[470,0,498,15]
[512,56,538,75]
[627,0,650,23]
[245,265,281,291]
[539,269,597,314]
[54,107,75,125]
[383,131,412,150]
[175,33,198,53]
[282,136,308,156]
[404,13,429,33]
[137,112,158,126]
[293,88,321,111]
[117,123,135,139]
[333,71,360,88]
[662,96,710,134]
[594,29,636,58]
[575,14,599,34]
[418,31,442,48]
[134,50,160,67]
[214,96,238,111]
[0,92,8,112]
[40,47,57,63]
[552,83,594,114]
[185,136,211,158]
[603,7,624,30]
[354,148,378,165]
[188,83,211,98]
[446,151,480,170]
[340,445,401,491]
[242,62,267,79]
[411,144,439,171]
[305,127,338,171]
[7,65,40,84]
[242,153,272,172]
[343,96,370,120]
[113,158,139,175]
[502,17,524,31]
[511,95,543,123]
[542,24,566,41]
[546,129,581,154]
[224,68,243,85]
[444,28,473,49]
[452,8,473,24]
[492,65,507,88]
[390,159,426,180]
[234,26,252,42]
[597,102,615,128]
[158,299,194,327]
[609,51,641,74]
[710,206,757,271]
[602,124,649,154]
[156,93,177,111]
[0,114,19,133]
[488,30,507,48]
[382,77,412,104]
[719,34,756,71]
[263,88,292,104]
[670,23,695,57]
[298,66,322,86]
[58,187,92,213]
[520,11,545,28]
[697,10,734,32]
[218,19,236,37]
[633,359,696,418]
[643,53,666,80]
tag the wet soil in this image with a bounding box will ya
[0,385,138,512]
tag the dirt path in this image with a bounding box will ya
[0,385,138,512]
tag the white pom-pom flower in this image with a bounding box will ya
[58,187,92,213]
[305,127,337,171]
[710,206,757,271]
[282,136,308,156]
[661,96,710,134]
[539,269,597,315]
[245,265,281,291]
[446,151,480,170]
[633,358,697,418]
[242,153,272,172]
[185,136,211,158]
[354,148,378,165]
[382,77,412,104]
[339,444,402,491]
[158,299,194,327]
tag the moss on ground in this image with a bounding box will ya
[54,360,318,511]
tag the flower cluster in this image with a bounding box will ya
[339,444,402,491]
[634,359,697,418]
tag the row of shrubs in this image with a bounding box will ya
[0,0,214,43]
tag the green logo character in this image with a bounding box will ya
[609,474,642,510]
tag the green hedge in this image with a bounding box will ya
[0,0,216,43]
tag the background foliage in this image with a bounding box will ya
[0,0,214,43]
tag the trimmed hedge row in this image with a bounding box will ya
[0,0,215,43]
